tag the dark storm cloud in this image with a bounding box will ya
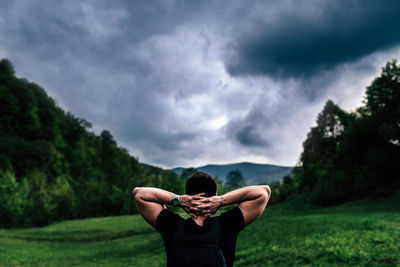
[226,88,296,150]
[226,0,400,78]
[236,124,268,147]
[227,107,272,147]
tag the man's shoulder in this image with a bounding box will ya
[219,206,244,220]
[218,207,245,233]
[156,209,184,232]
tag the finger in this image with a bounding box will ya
[193,194,206,200]
[190,206,205,212]
[204,212,212,218]
[182,209,192,215]
[205,198,212,203]
[191,203,209,208]
[190,207,201,212]
[194,208,211,215]
[195,198,209,204]
[190,210,203,216]
[198,204,211,209]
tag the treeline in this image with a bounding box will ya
[0,59,186,227]
[270,60,400,205]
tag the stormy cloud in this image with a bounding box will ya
[0,0,399,168]
[225,1,400,79]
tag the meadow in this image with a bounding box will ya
[1,193,399,267]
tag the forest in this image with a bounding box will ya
[0,59,185,227]
[270,60,400,205]
[0,58,399,228]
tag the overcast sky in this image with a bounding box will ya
[1,0,400,168]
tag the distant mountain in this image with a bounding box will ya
[172,162,293,184]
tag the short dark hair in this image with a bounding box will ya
[185,172,217,197]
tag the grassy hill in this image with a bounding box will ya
[1,192,399,266]
[173,162,293,184]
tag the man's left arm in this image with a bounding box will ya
[133,187,206,228]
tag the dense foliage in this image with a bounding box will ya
[0,59,186,227]
[271,60,400,205]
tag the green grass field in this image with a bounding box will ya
[1,193,399,266]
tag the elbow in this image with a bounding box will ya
[265,185,271,198]
[132,187,143,200]
[261,185,271,199]
[258,185,271,206]
[132,187,139,195]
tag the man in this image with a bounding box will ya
[133,172,271,267]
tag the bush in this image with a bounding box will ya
[0,171,29,227]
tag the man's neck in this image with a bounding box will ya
[193,216,206,226]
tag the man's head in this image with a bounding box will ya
[185,172,217,197]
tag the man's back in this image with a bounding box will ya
[156,207,245,267]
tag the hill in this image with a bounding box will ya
[173,162,292,184]
[0,58,185,227]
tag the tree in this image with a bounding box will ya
[364,60,400,146]
[49,175,76,220]
[214,175,228,195]
[226,169,245,189]
[180,167,197,180]
[295,100,350,204]
[0,58,15,77]
[25,170,55,226]
[0,171,29,227]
